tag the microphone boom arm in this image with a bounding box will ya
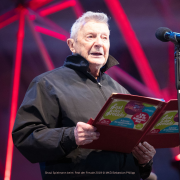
[174,43,180,144]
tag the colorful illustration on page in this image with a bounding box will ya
[97,99,157,130]
[149,111,179,134]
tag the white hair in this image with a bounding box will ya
[70,11,109,40]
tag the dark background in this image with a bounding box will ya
[0,0,180,179]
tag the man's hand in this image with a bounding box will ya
[132,141,156,165]
[74,122,100,145]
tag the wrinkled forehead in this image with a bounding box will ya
[78,20,110,36]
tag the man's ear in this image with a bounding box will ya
[67,38,76,53]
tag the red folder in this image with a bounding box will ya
[80,94,179,153]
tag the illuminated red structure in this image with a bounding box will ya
[0,0,179,180]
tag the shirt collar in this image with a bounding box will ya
[64,54,119,74]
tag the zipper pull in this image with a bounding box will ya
[98,82,102,87]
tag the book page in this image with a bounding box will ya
[97,99,158,130]
[148,111,179,134]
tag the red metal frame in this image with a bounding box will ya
[104,0,162,98]
[27,15,55,70]
[2,2,74,178]
[0,15,18,29]
[28,0,53,10]
[0,9,17,22]
[107,66,156,97]
[35,25,66,41]
[153,0,178,100]
[28,9,70,38]
[1,0,178,179]
[72,0,84,18]
[39,0,76,17]
[0,160,4,178]
[3,8,26,180]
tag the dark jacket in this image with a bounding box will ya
[12,54,152,180]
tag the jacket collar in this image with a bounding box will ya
[64,54,119,74]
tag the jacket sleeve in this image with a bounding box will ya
[12,78,77,163]
[139,159,153,179]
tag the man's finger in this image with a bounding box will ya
[142,142,156,153]
[136,143,150,154]
[132,149,150,164]
[133,146,149,158]
[132,142,156,165]
[83,131,100,137]
[75,128,100,138]
[136,142,156,157]
[77,122,97,131]
[132,149,148,161]
[77,133,100,140]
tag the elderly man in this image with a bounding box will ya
[12,11,156,180]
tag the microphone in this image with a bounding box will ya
[155,27,180,43]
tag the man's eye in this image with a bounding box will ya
[102,36,108,40]
[87,35,93,38]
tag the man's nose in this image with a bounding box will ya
[94,36,103,47]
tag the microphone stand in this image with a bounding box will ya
[174,43,180,142]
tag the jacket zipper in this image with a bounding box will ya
[97,82,107,101]
[87,71,107,102]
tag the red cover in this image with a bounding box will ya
[142,100,179,149]
[80,94,179,153]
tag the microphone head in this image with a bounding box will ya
[155,27,172,42]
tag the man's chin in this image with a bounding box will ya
[88,58,106,66]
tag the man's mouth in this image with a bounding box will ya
[90,52,103,56]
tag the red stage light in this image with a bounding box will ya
[0,15,18,29]
[72,0,84,18]
[35,26,67,41]
[2,1,79,179]
[0,8,17,22]
[39,0,76,17]
[29,14,36,21]
[3,8,26,180]
[175,154,180,161]
[104,0,161,98]
[107,66,156,97]
[0,160,4,178]
[27,15,55,71]
[29,0,53,10]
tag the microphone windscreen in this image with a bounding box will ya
[155,27,172,42]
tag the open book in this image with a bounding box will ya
[80,93,179,153]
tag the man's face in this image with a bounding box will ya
[70,21,110,67]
